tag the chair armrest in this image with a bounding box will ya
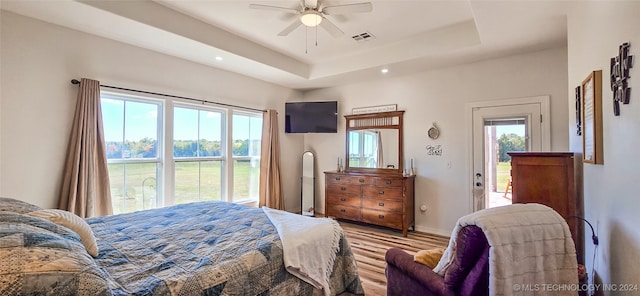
[385,247,447,295]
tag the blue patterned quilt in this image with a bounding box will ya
[87,201,364,296]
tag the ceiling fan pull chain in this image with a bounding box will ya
[315,22,318,46]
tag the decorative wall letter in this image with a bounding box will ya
[425,145,442,156]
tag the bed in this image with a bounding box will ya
[0,197,364,295]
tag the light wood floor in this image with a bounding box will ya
[340,222,450,296]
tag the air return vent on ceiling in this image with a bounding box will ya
[351,32,375,42]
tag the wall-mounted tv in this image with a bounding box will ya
[285,101,338,133]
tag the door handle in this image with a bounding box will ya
[378,202,385,206]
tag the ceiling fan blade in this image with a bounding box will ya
[319,17,344,38]
[249,4,300,15]
[322,2,372,15]
[278,20,303,36]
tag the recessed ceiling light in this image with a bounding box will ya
[215,56,223,61]
[381,68,389,74]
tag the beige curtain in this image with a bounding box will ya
[259,109,284,210]
[59,78,112,218]
[375,131,384,168]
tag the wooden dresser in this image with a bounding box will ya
[508,152,584,264]
[325,171,415,236]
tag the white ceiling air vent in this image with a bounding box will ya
[352,32,375,43]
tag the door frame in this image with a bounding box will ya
[465,95,551,213]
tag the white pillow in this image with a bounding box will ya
[27,209,99,257]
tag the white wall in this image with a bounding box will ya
[0,12,304,210]
[0,6,3,195]
[567,3,640,293]
[303,47,569,235]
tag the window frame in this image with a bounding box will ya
[100,92,165,213]
[101,91,264,213]
[229,110,263,203]
[172,103,227,203]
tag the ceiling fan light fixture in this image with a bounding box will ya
[300,11,322,27]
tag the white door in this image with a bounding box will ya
[470,97,550,212]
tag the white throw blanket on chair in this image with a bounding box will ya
[262,207,342,296]
[433,203,578,296]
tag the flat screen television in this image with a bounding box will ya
[285,101,338,133]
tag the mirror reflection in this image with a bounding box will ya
[348,129,399,169]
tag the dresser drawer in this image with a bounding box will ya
[326,204,361,221]
[327,194,361,208]
[374,178,404,188]
[326,184,360,196]
[326,174,350,185]
[362,198,403,213]
[362,186,403,200]
[349,176,375,186]
[361,209,402,229]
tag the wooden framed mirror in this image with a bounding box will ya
[344,111,404,175]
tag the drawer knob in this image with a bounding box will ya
[386,180,392,185]
[378,215,385,219]
[378,202,385,206]
[378,190,384,194]
[340,198,346,202]
[359,179,365,183]
[340,187,346,191]
[340,209,346,213]
[335,177,341,181]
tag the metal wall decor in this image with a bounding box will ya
[427,122,440,139]
[610,42,634,116]
[425,145,442,156]
[575,86,582,136]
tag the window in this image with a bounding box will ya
[101,92,263,214]
[173,106,223,204]
[231,112,262,202]
[101,93,162,214]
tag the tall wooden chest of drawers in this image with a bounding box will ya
[324,171,415,236]
[508,152,584,264]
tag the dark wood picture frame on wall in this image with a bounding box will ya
[575,86,582,136]
[581,70,604,164]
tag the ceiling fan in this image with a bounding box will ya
[249,0,373,38]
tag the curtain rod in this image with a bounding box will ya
[70,79,266,113]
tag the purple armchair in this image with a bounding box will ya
[385,225,489,296]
